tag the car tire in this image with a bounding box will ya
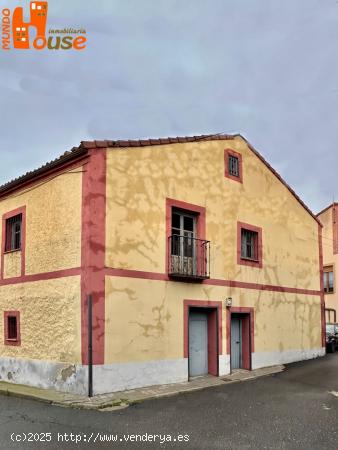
[327,342,334,353]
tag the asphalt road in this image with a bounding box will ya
[1,353,338,450]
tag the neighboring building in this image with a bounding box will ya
[317,203,338,323]
[0,134,325,395]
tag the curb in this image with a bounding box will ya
[0,386,54,405]
[0,365,285,411]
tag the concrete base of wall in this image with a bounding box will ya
[251,347,325,369]
[0,356,87,395]
[93,358,188,395]
[0,348,325,395]
[219,354,230,376]
[0,356,188,396]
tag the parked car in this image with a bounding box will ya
[326,323,338,353]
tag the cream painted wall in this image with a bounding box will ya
[0,168,82,276]
[105,136,320,290]
[0,276,82,363]
[104,276,321,364]
[3,252,21,279]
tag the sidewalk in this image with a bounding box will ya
[0,365,284,411]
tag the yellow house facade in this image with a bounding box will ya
[317,203,338,324]
[0,135,325,395]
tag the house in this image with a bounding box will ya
[317,203,338,323]
[0,134,325,395]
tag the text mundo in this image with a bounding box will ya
[2,9,10,50]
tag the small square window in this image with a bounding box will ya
[5,214,22,252]
[224,149,243,183]
[229,155,239,177]
[237,222,262,268]
[4,312,20,346]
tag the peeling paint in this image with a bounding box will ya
[60,365,76,381]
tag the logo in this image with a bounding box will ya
[2,1,87,50]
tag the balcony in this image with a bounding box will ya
[168,235,210,280]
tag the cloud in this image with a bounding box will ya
[0,0,338,213]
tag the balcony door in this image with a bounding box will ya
[171,210,197,276]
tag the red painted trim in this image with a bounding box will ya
[318,225,326,348]
[241,314,251,370]
[237,221,263,269]
[205,278,320,296]
[104,267,321,296]
[226,307,255,354]
[226,307,254,371]
[1,206,26,280]
[81,149,107,365]
[207,309,218,376]
[332,205,338,255]
[183,299,222,361]
[105,267,169,281]
[224,148,243,183]
[4,311,21,346]
[165,198,206,276]
[0,267,81,286]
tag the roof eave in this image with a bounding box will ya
[0,146,87,198]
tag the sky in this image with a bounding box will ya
[0,0,337,213]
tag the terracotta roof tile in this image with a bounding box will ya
[0,133,320,226]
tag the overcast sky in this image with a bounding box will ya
[1,0,337,213]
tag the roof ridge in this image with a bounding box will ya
[0,133,321,226]
[80,133,236,149]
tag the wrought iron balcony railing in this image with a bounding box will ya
[168,235,210,280]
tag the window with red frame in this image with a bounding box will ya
[5,214,22,252]
[4,312,20,345]
[323,266,334,293]
[7,316,18,340]
[224,149,243,182]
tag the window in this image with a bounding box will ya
[5,214,22,252]
[229,155,239,177]
[7,316,18,340]
[166,198,210,279]
[237,222,263,268]
[171,210,196,258]
[324,266,334,293]
[4,311,20,346]
[224,149,243,183]
[241,228,258,260]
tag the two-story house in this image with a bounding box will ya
[0,134,325,395]
[317,203,338,324]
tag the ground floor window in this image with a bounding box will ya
[4,311,20,346]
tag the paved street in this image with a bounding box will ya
[1,353,338,450]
